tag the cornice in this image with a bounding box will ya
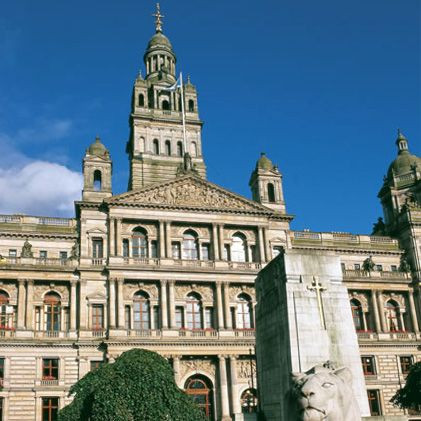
[0,231,77,240]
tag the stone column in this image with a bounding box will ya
[371,290,381,333]
[212,224,219,261]
[117,279,125,329]
[79,281,87,329]
[168,280,176,328]
[160,280,168,329]
[109,279,116,329]
[70,280,77,331]
[218,356,231,420]
[258,227,265,263]
[408,290,420,333]
[263,227,271,262]
[159,220,165,258]
[173,356,180,386]
[223,282,232,329]
[165,221,172,258]
[377,291,387,332]
[109,217,115,256]
[26,280,34,330]
[116,218,122,256]
[17,279,26,329]
[216,282,224,329]
[230,356,241,415]
[362,311,368,332]
[218,225,224,260]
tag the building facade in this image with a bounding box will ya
[0,6,420,421]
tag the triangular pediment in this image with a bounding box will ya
[107,175,272,214]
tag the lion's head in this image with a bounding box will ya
[290,363,361,421]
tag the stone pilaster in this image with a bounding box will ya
[216,282,224,329]
[218,355,231,421]
[168,280,175,328]
[17,279,26,329]
[70,280,77,331]
[371,290,381,333]
[117,279,125,329]
[223,282,232,329]
[408,290,420,333]
[161,280,168,329]
[25,280,34,330]
[230,356,241,415]
[108,279,116,329]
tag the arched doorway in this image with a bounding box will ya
[185,375,213,419]
[241,388,258,414]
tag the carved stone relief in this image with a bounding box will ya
[349,291,369,312]
[180,359,216,381]
[237,360,253,379]
[381,292,406,311]
[229,286,255,302]
[124,282,159,300]
[0,282,17,301]
[33,284,69,302]
[175,284,214,302]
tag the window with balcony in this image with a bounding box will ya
[42,397,59,421]
[367,390,382,416]
[40,250,48,259]
[201,243,210,261]
[90,360,104,371]
[8,249,16,257]
[204,308,214,329]
[400,356,413,375]
[385,300,403,332]
[122,239,129,258]
[132,228,148,258]
[391,265,398,272]
[172,242,181,259]
[150,240,158,258]
[153,306,160,329]
[92,238,103,259]
[361,356,376,376]
[133,291,150,330]
[125,305,131,330]
[59,251,67,261]
[376,264,383,272]
[44,292,61,332]
[236,294,253,329]
[182,230,199,260]
[91,304,104,331]
[186,293,203,329]
[354,263,361,270]
[0,291,14,330]
[231,233,247,262]
[341,263,346,271]
[42,358,59,381]
[223,244,230,261]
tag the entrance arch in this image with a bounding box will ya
[185,374,213,419]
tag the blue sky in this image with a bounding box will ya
[0,0,419,233]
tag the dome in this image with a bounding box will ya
[146,32,173,51]
[387,151,421,179]
[257,153,274,171]
[87,136,109,158]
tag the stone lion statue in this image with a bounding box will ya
[290,362,361,421]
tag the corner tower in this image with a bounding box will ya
[126,4,206,190]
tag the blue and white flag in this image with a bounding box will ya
[157,78,180,91]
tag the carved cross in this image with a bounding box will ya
[307,276,326,330]
[152,3,164,32]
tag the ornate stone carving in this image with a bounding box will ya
[0,283,17,301]
[229,286,255,302]
[123,282,158,300]
[237,360,253,379]
[290,363,361,421]
[33,284,69,302]
[175,285,213,302]
[21,239,33,258]
[349,291,369,312]
[180,359,215,381]
[108,176,267,212]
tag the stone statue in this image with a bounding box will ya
[362,256,375,272]
[70,240,80,260]
[290,363,361,421]
[21,239,33,258]
[399,253,411,273]
[371,217,386,236]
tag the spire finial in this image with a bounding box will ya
[152,3,164,33]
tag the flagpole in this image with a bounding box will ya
[179,72,187,154]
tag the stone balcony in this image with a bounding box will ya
[343,269,411,282]
[0,257,77,270]
[357,331,420,341]
[0,214,76,235]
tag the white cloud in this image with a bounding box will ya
[0,161,83,217]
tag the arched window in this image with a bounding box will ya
[386,300,402,332]
[190,141,197,157]
[133,291,150,330]
[231,233,247,262]
[188,99,194,112]
[138,93,144,107]
[186,292,203,329]
[241,388,258,414]
[185,375,213,418]
[182,230,199,260]
[162,100,170,110]
[350,299,364,331]
[236,293,253,329]
[93,170,102,191]
[132,228,148,258]
[137,136,145,152]
[44,292,61,332]
[0,291,13,330]
[165,140,171,156]
[153,139,159,155]
[177,141,183,157]
[267,183,276,203]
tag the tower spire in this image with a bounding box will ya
[152,3,164,33]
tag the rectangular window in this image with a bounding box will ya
[40,250,48,259]
[367,390,382,416]
[125,306,131,330]
[91,304,104,331]
[223,244,230,261]
[205,308,214,329]
[42,397,59,421]
[42,358,59,380]
[354,263,361,270]
[150,240,158,258]
[90,360,104,371]
[400,356,413,375]
[8,249,16,257]
[201,243,210,261]
[391,265,398,272]
[175,306,184,329]
[122,239,129,258]
[376,264,383,272]
[92,238,103,258]
[341,263,346,271]
[0,358,4,387]
[153,306,160,329]
[59,251,67,260]
[172,242,181,259]
[35,306,41,331]
[250,245,258,262]
[361,356,376,376]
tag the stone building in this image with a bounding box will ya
[0,5,420,421]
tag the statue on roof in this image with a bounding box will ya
[21,239,33,258]
[371,217,386,236]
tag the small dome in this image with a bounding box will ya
[387,151,421,178]
[147,32,173,51]
[87,136,109,158]
[257,153,274,171]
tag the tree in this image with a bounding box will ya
[58,348,207,421]
[391,362,421,413]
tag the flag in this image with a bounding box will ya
[157,77,180,91]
